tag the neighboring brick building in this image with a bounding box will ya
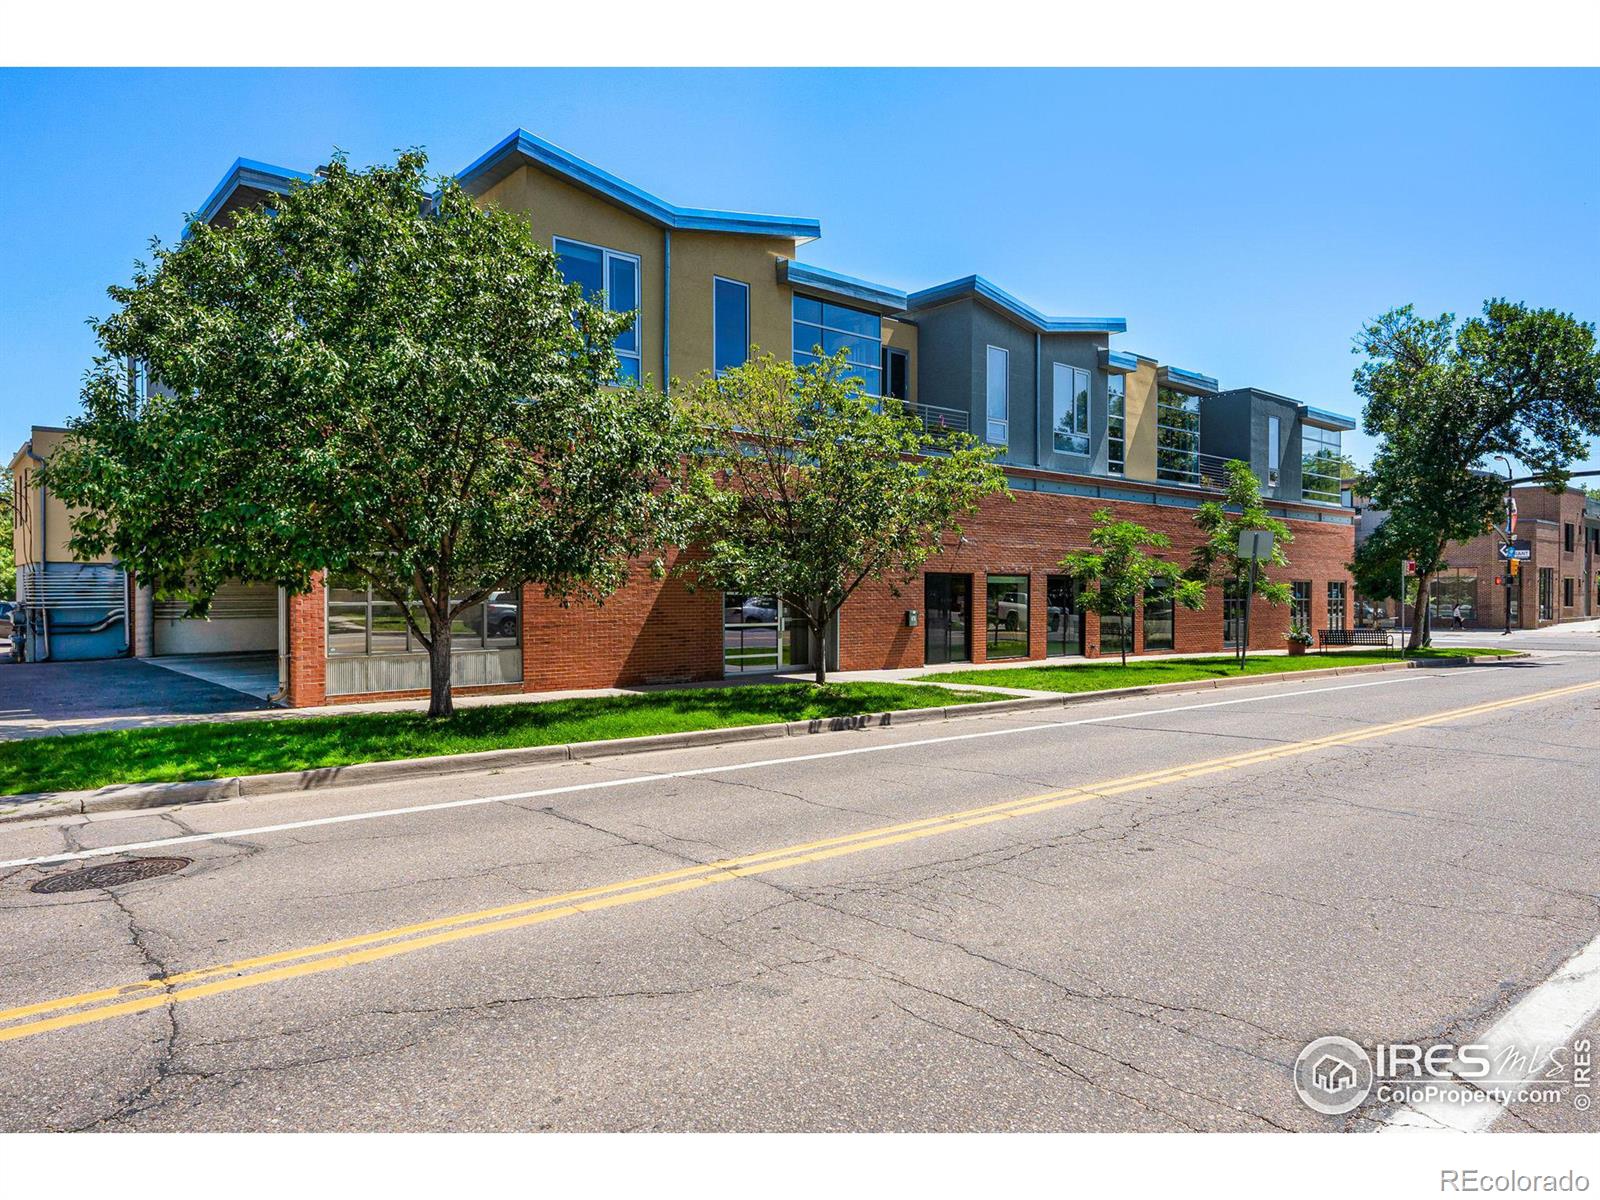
[1357,485,1599,632]
[16,128,1361,706]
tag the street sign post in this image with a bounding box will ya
[1236,531,1274,668]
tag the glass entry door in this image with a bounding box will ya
[924,573,971,665]
[1046,575,1083,657]
[723,593,811,675]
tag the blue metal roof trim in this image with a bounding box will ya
[906,275,1127,334]
[456,129,822,241]
[780,260,907,313]
[1103,349,1141,373]
[1303,405,1358,431]
[192,157,314,228]
[1159,364,1221,393]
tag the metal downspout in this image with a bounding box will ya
[1035,332,1043,466]
[23,443,48,661]
[662,229,672,385]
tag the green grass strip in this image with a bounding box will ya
[916,647,1517,694]
[0,681,991,798]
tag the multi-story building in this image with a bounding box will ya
[1353,484,1599,631]
[12,129,1360,704]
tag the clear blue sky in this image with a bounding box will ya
[3,68,1597,475]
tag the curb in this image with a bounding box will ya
[0,652,1525,825]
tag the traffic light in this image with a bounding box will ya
[1509,559,1521,578]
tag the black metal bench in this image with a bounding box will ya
[1318,627,1395,653]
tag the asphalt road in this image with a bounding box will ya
[1,631,1596,1132]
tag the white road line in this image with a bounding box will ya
[0,674,1430,870]
[1381,932,1600,1133]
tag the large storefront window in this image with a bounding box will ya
[1223,580,1247,648]
[1427,571,1479,626]
[925,574,972,665]
[1143,578,1174,652]
[793,296,882,396]
[1291,580,1312,631]
[1327,581,1348,630]
[723,593,810,675]
[326,575,520,656]
[986,574,1029,659]
[1046,575,1082,657]
[1302,425,1343,503]
[1156,387,1201,484]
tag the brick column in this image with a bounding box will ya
[285,573,327,707]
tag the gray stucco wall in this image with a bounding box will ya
[910,297,1110,473]
[1204,388,1304,501]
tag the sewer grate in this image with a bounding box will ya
[30,857,192,894]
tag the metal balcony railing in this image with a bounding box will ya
[905,402,970,436]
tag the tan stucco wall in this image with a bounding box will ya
[9,427,114,567]
[479,165,669,383]
[882,317,918,407]
[475,163,907,400]
[1122,361,1159,482]
[667,231,798,383]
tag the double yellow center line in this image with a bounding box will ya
[3,678,1595,1045]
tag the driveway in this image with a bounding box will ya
[0,657,272,740]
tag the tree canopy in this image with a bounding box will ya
[1352,301,1600,647]
[46,151,685,715]
[1059,510,1205,667]
[0,466,14,601]
[678,352,1006,683]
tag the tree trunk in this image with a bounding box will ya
[1407,572,1430,652]
[1121,601,1130,668]
[812,605,828,686]
[426,622,454,718]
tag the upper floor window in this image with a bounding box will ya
[1267,415,1281,480]
[793,295,881,395]
[1106,374,1126,475]
[555,237,641,384]
[1052,363,1091,456]
[985,346,1009,445]
[882,347,909,402]
[1563,523,1575,553]
[1302,425,1343,503]
[1155,387,1201,485]
[713,277,750,378]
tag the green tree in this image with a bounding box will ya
[46,151,684,717]
[679,352,1006,684]
[1185,458,1293,661]
[1058,510,1205,668]
[1353,301,1600,649]
[0,466,14,600]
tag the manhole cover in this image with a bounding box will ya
[30,857,192,894]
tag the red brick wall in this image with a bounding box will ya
[837,487,1356,669]
[279,492,1356,705]
[520,548,724,692]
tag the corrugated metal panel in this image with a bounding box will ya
[17,564,127,612]
[153,582,277,620]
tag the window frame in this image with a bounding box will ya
[712,275,751,378]
[553,236,643,384]
[1302,424,1343,503]
[882,346,910,402]
[1051,362,1092,456]
[984,573,1030,659]
[1106,373,1126,475]
[792,295,883,396]
[1143,577,1175,652]
[985,345,1010,446]
[1326,581,1348,630]
[1155,386,1202,485]
[1291,580,1312,630]
[325,579,520,657]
